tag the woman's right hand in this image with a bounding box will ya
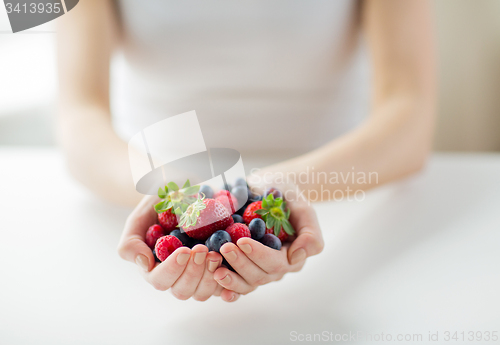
[117,195,234,301]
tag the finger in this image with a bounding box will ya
[236,237,289,274]
[140,247,191,291]
[193,251,223,301]
[213,283,224,297]
[170,245,208,300]
[117,195,160,271]
[286,201,324,265]
[220,242,271,286]
[220,289,241,302]
[213,266,256,295]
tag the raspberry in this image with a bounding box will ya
[145,224,165,249]
[154,235,183,262]
[158,208,178,233]
[225,223,251,243]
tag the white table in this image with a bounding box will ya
[1,149,499,345]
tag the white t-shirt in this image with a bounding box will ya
[110,0,370,157]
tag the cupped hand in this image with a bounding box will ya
[214,196,324,299]
[117,195,232,301]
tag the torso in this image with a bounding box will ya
[111,0,370,157]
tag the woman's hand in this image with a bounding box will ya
[117,195,230,301]
[214,196,324,300]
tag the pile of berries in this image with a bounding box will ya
[145,178,295,263]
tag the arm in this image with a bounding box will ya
[222,0,435,296]
[250,0,437,197]
[57,0,142,206]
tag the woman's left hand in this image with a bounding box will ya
[214,197,324,301]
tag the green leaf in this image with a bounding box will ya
[190,213,197,225]
[266,216,275,230]
[158,187,167,199]
[261,197,268,209]
[266,193,274,203]
[274,220,282,236]
[285,208,291,219]
[164,186,169,194]
[183,186,200,195]
[174,207,183,215]
[182,179,191,188]
[165,201,173,210]
[282,219,295,235]
[167,182,179,192]
[154,201,167,213]
[181,203,188,212]
[184,196,197,204]
[254,209,269,216]
[275,198,283,208]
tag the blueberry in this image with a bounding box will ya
[249,194,263,202]
[187,239,205,249]
[261,234,282,250]
[248,218,266,240]
[232,214,244,223]
[152,249,161,262]
[169,229,191,247]
[199,185,214,199]
[207,230,232,253]
[205,237,212,248]
[221,183,232,192]
[234,177,248,187]
[264,187,283,199]
[170,228,182,238]
[231,186,248,209]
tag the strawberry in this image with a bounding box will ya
[158,208,178,233]
[215,192,238,214]
[242,201,263,224]
[179,196,234,240]
[252,194,295,242]
[154,235,183,261]
[265,226,289,242]
[145,224,165,249]
[154,179,200,217]
[214,190,231,199]
[226,223,251,243]
[242,200,289,241]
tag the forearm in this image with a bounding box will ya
[57,104,142,207]
[253,93,435,200]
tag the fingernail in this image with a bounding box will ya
[239,243,252,254]
[176,253,190,265]
[135,254,149,272]
[218,274,231,285]
[290,248,306,265]
[208,260,219,273]
[222,250,237,261]
[229,294,236,302]
[194,252,207,265]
